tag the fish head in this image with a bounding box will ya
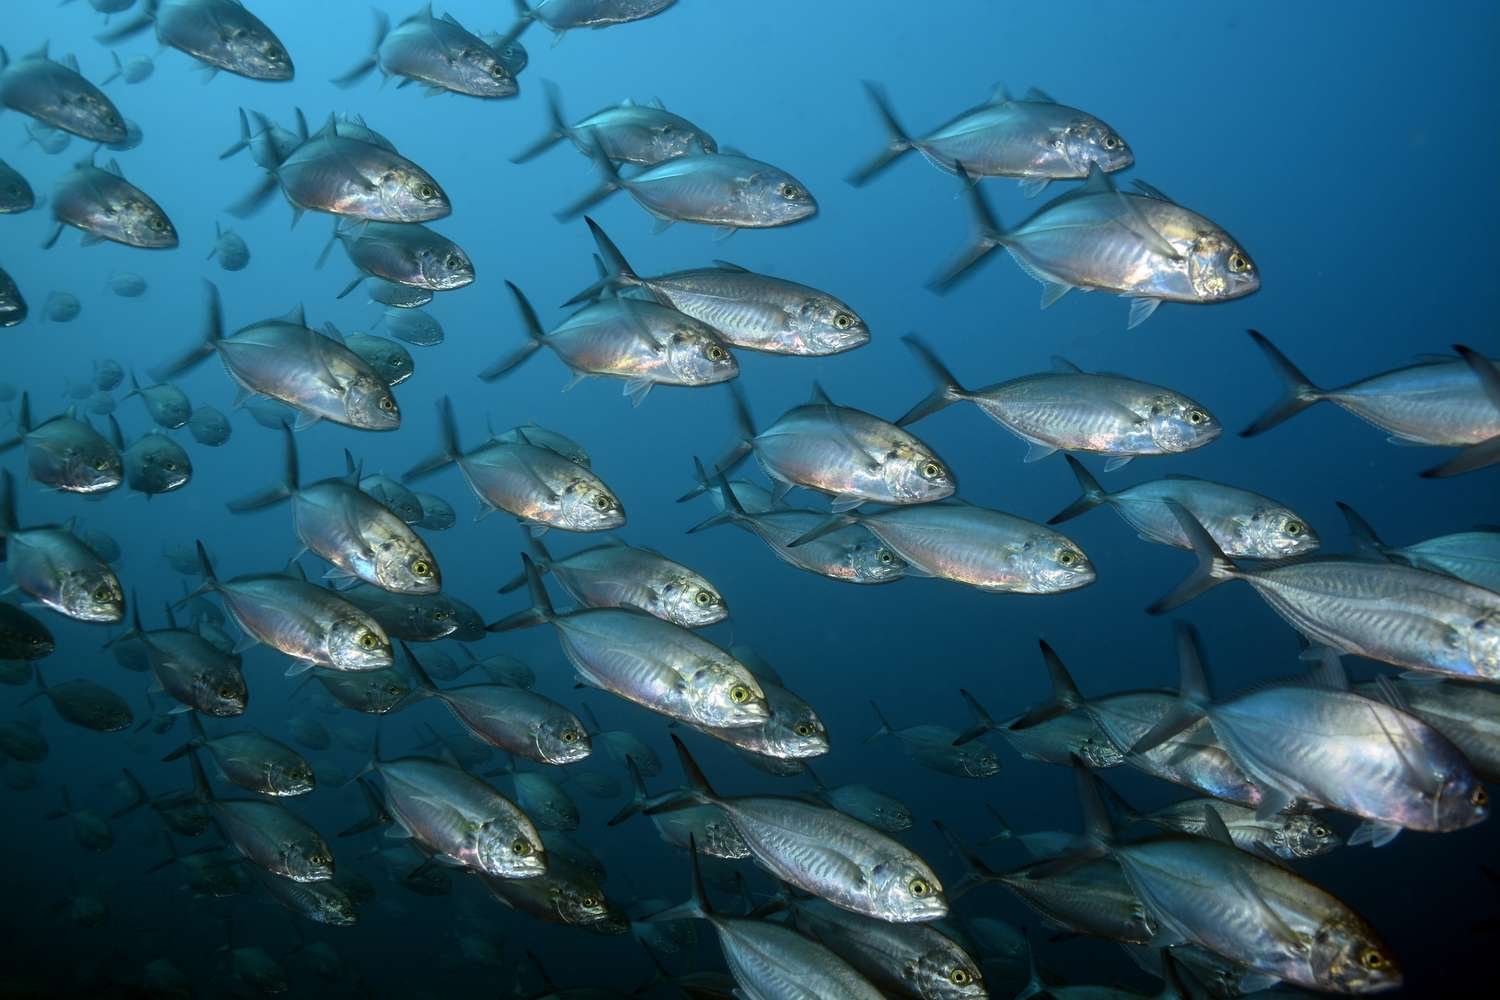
[417,243,476,291]
[652,121,714,161]
[882,444,956,503]
[871,800,913,831]
[136,440,193,493]
[324,616,393,671]
[847,539,907,583]
[268,759,316,796]
[1466,612,1500,678]
[1145,394,1220,453]
[1061,117,1134,175]
[765,708,829,759]
[1307,918,1401,993]
[659,574,728,627]
[225,27,295,81]
[342,374,401,430]
[64,91,127,145]
[689,662,770,728]
[313,888,359,926]
[1019,534,1095,593]
[910,946,986,999]
[281,838,335,883]
[741,169,818,226]
[872,859,948,922]
[958,744,1002,777]
[1242,506,1319,557]
[192,669,248,717]
[664,323,739,385]
[451,45,517,98]
[59,566,125,622]
[557,477,626,531]
[378,166,450,222]
[792,295,870,354]
[110,193,178,249]
[372,540,441,595]
[1434,766,1490,831]
[1280,813,1342,858]
[536,715,592,765]
[66,439,125,493]
[494,38,529,76]
[554,883,611,925]
[1186,229,1259,301]
[476,822,546,879]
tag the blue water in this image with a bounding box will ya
[2,1,1497,995]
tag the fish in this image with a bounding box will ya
[332,6,517,98]
[43,291,81,322]
[228,427,440,595]
[360,472,425,524]
[153,282,400,431]
[44,788,113,851]
[644,737,948,922]
[102,51,154,85]
[45,156,178,250]
[478,855,613,929]
[122,374,191,429]
[0,720,47,761]
[1051,454,1319,558]
[93,359,124,391]
[0,601,54,660]
[686,463,907,585]
[1243,332,1500,478]
[1355,677,1500,785]
[1136,625,1489,845]
[0,470,125,621]
[465,649,536,689]
[492,554,769,730]
[113,605,246,716]
[108,271,147,297]
[207,221,250,271]
[561,143,817,232]
[1151,503,1500,682]
[851,82,1132,196]
[378,306,444,345]
[578,703,658,774]
[512,0,679,36]
[934,164,1259,329]
[793,499,1096,594]
[322,221,475,297]
[0,43,127,143]
[1134,797,1343,863]
[24,672,132,731]
[1339,503,1500,592]
[103,116,143,151]
[180,748,333,883]
[694,662,830,765]
[345,333,413,387]
[403,643,590,765]
[489,759,581,831]
[306,665,411,715]
[499,534,727,627]
[186,404,232,446]
[649,840,886,1000]
[99,0,295,81]
[252,868,358,926]
[574,218,869,356]
[0,268,25,326]
[184,541,394,675]
[611,756,749,860]
[414,491,455,530]
[288,716,331,751]
[514,83,714,166]
[493,424,591,468]
[22,122,72,154]
[898,336,1220,467]
[404,397,625,532]
[164,714,314,796]
[866,701,1000,778]
[0,158,35,213]
[803,765,913,833]
[482,282,738,406]
[339,583,471,642]
[116,428,194,497]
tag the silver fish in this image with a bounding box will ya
[99,0,294,81]
[804,765,913,833]
[167,714,314,795]
[44,788,113,851]
[43,291,81,322]
[117,605,246,716]
[866,701,999,778]
[1152,504,1500,682]
[574,218,868,356]
[935,164,1259,330]
[693,657,829,763]
[479,855,611,928]
[495,765,580,832]
[309,665,410,715]
[611,756,749,859]
[103,51,154,85]
[0,43,126,142]
[899,335,1219,467]
[578,703,658,774]
[379,306,444,345]
[369,279,432,309]
[360,472,424,524]
[207,221,250,271]
[0,394,123,493]
[414,491,454,530]
[0,158,35,213]
[46,157,177,249]
[183,749,332,883]
[333,6,516,98]
[514,0,677,34]
[339,584,466,642]
[514,83,714,165]
[187,404,232,446]
[123,374,191,429]
[787,896,986,999]
[323,221,475,296]
[1139,798,1342,863]
[118,427,192,496]
[1243,332,1500,478]
[1053,455,1317,558]
[109,271,147,297]
[25,673,132,730]
[0,601,53,661]
[253,868,358,925]
[1357,677,1500,785]
[852,81,1132,196]
[1339,503,1500,592]
[345,333,413,387]
[0,268,24,326]
[482,283,738,406]
[0,471,124,621]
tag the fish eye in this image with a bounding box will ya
[92,457,110,471]
[385,684,403,696]
[833,312,853,330]
[378,397,396,411]
[419,184,437,199]
[511,839,532,856]
[1473,787,1489,807]
[433,610,450,621]
[694,591,713,606]
[950,969,972,985]
[358,632,379,650]
[729,685,752,704]
[411,559,431,577]
[1284,519,1303,536]
[794,723,814,738]
[1186,409,1207,425]
[218,683,236,698]
[489,64,506,78]
[593,494,614,510]
[1102,135,1120,150]
[878,550,894,564]
[1228,252,1251,273]
[149,217,166,232]
[908,878,931,897]
[921,461,942,479]
[1360,950,1387,970]
[1313,825,1330,837]
[561,730,579,744]
[1058,550,1078,567]
[580,895,598,908]
[779,183,799,199]
[706,344,727,361]
[445,253,461,268]
[162,461,177,472]
[93,585,114,602]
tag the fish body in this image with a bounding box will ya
[520,0,678,33]
[208,222,251,270]
[0,159,35,213]
[524,536,726,627]
[336,6,516,97]
[102,0,294,81]
[0,44,126,142]
[564,149,816,230]
[0,268,25,326]
[789,897,985,999]
[330,221,474,292]
[50,157,177,248]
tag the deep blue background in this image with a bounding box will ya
[2,1,1497,995]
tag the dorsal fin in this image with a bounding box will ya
[104,159,124,178]
[710,259,751,273]
[278,303,307,327]
[26,41,50,62]
[808,381,834,407]
[1080,161,1116,196]
[320,322,346,345]
[990,83,1012,103]
[1307,649,1350,692]
[1022,86,1056,103]
[1130,179,1176,204]
[1199,804,1237,847]
[1050,355,1084,374]
[62,53,80,75]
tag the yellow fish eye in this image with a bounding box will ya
[378,397,396,411]
[706,345,726,361]
[779,183,798,198]
[1284,520,1303,536]
[411,559,431,576]
[580,895,598,908]
[729,685,751,704]
[419,184,436,199]
[561,730,578,744]
[921,461,941,479]
[1361,950,1387,970]
[950,969,971,985]
[358,633,379,650]
[794,723,814,738]
[833,313,853,330]
[1473,787,1488,807]
[694,591,713,606]
[511,839,532,856]
[1229,252,1250,273]
[1058,550,1077,567]
[908,878,930,897]
[93,585,114,602]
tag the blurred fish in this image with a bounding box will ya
[1052,455,1318,559]
[142,960,191,1000]
[44,156,177,250]
[109,420,193,496]
[165,714,313,796]
[851,81,1132,195]
[1,398,126,494]
[415,491,454,530]
[340,583,469,642]
[368,278,431,309]
[1339,502,1500,591]
[345,333,413,387]
[154,282,400,431]
[405,397,625,532]
[332,6,517,98]
[103,117,143,151]
[0,719,48,761]
[84,391,114,416]
[43,291,81,322]
[0,601,55,661]
[0,470,125,620]
[803,765,912,833]
[378,305,444,345]
[0,43,127,142]
[44,787,114,851]
[514,82,715,165]
[0,158,35,212]
[306,664,410,715]
[163,539,208,575]
[24,672,132,731]
[94,359,124,391]
[99,0,294,81]
[288,715,331,751]
[934,165,1259,329]
[1152,504,1500,682]
[1133,797,1342,863]
[465,648,535,689]
[493,423,591,469]
[696,660,829,766]
[186,404,232,446]
[108,271,147,297]
[0,268,24,326]
[512,0,679,36]
[245,398,297,430]
[0,661,34,686]
[866,702,999,778]
[489,756,581,831]
[102,51,154,85]
[359,471,425,525]
[1244,332,1500,478]
[479,854,612,929]
[899,336,1219,468]
[113,604,247,716]
[483,282,738,405]
[22,121,73,153]
[322,220,475,297]
[180,748,333,883]
[562,142,816,232]
[206,221,250,271]
[577,703,656,773]
[253,868,358,925]
[576,218,868,356]
[501,534,727,628]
